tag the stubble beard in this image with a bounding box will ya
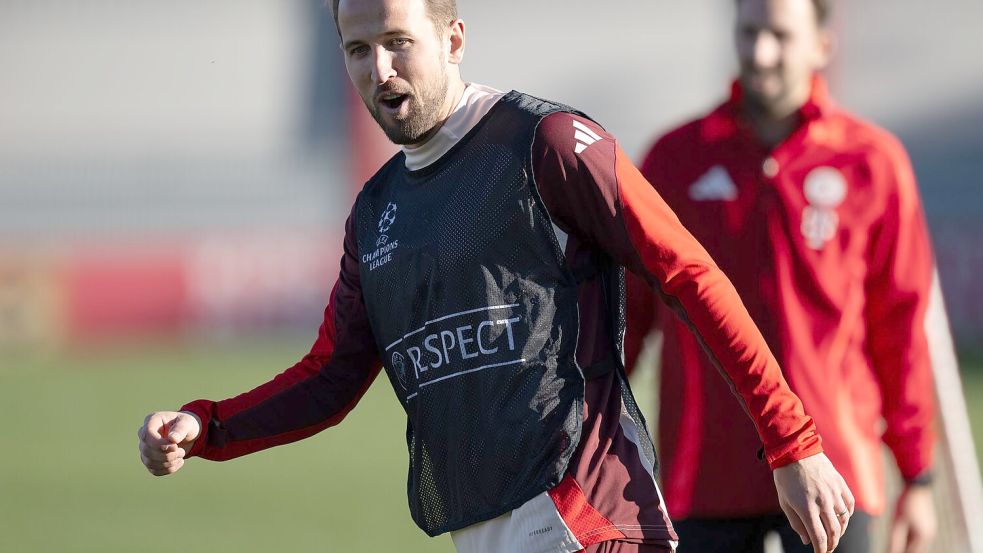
[740,66,813,122]
[741,71,786,116]
[368,69,450,145]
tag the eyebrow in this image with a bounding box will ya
[343,29,413,51]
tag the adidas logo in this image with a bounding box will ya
[573,120,602,154]
[689,165,738,201]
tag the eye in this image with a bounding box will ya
[389,37,411,49]
[348,44,369,58]
[739,25,758,40]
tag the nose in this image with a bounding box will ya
[751,32,781,68]
[370,46,396,85]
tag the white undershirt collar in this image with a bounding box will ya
[401,83,506,171]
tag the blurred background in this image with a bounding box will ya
[1,1,980,552]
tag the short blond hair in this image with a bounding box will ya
[330,0,458,36]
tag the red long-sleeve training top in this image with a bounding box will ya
[627,77,936,517]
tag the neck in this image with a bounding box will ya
[743,78,814,146]
[745,103,802,147]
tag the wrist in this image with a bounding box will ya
[180,410,202,431]
[178,409,205,457]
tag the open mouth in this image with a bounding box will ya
[378,93,409,111]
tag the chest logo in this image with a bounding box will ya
[801,166,847,250]
[362,201,401,271]
[689,165,738,201]
[385,305,526,401]
[378,202,398,233]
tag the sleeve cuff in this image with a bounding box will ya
[179,399,214,458]
[765,440,825,470]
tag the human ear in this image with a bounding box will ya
[447,19,465,64]
[815,28,835,70]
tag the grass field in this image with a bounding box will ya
[2,339,981,553]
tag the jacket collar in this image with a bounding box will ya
[703,74,833,142]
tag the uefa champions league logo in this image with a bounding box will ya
[363,202,401,271]
[391,351,408,390]
[378,202,397,233]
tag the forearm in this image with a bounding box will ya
[615,146,820,467]
[183,211,382,461]
[183,354,381,461]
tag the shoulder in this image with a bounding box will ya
[530,110,619,185]
[641,99,730,167]
[534,110,613,154]
[638,109,721,187]
[823,109,920,208]
[825,109,912,170]
[643,116,708,162]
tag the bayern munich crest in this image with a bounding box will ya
[803,167,847,209]
[801,167,847,250]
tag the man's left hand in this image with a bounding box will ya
[773,452,855,553]
[886,484,936,553]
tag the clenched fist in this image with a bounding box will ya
[137,411,201,476]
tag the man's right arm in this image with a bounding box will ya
[138,209,382,468]
[532,113,853,553]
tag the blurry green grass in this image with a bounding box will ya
[0,339,454,553]
[1,340,981,553]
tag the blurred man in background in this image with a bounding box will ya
[627,0,938,552]
[138,0,855,551]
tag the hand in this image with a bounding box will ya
[773,452,855,553]
[137,411,201,476]
[886,484,936,553]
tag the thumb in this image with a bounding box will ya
[167,413,201,445]
[144,413,167,443]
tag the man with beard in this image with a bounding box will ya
[627,1,938,552]
[137,1,854,552]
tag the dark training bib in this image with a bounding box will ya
[354,91,644,536]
